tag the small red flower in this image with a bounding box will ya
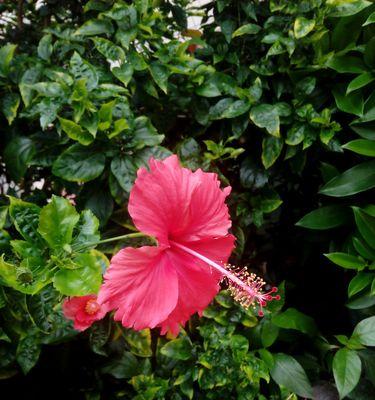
[63,295,108,331]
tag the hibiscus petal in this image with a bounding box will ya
[98,246,179,330]
[128,155,232,244]
[158,235,235,335]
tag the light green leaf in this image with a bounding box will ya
[149,62,169,94]
[160,338,192,361]
[53,252,103,296]
[327,0,372,17]
[52,144,106,182]
[38,196,79,250]
[37,34,53,61]
[343,139,375,157]
[333,348,361,399]
[347,73,374,94]
[232,23,261,38]
[92,37,125,62]
[58,117,93,145]
[75,19,114,36]
[294,17,315,39]
[325,252,366,270]
[363,11,375,25]
[112,63,133,86]
[348,273,373,297]
[353,316,375,346]
[0,44,17,77]
[250,104,280,136]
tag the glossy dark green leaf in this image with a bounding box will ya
[232,23,261,38]
[37,34,53,61]
[2,92,20,125]
[296,206,350,230]
[16,336,41,374]
[353,207,375,249]
[262,137,283,169]
[149,62,169,94]
[92,37,125,62]
[346,73,374,94]
[348,273,374,297]
[294,17,315,39]
[319,161,375,197]
[4,136,35,182]
[250,104,280,136]
[52,144,106,182]
[0,44,16,77]
[328,0,371,17]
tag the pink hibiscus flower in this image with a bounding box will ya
[63,295,108,331]
[98,155,279,335]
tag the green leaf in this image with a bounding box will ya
[75,19,114,36]
[347,292,375,309]
[319,160,375,197]
[52,144,106,182]
[353,316,375,346]
[98,100,115,131]
[363,11,375,25]
[73,210,100,248]
[272,308,317,335]
[333,88,363,117]
[348,273,373,297]
[262,137,283,169]
[327,55,367,74]
[58,117,93,145]
[294,17,315,39]
[8,197,41,242]
[38,196,79,250]
[110,156,136,193]
[2,92,20,125]
[327,0,372,17]
[92,37,125,62]
[31,82,65,98]
[37,34,53,61]
[353,207,375,249]
[232,23,261,38]
[209,98,236,120]
[250,104,280,136]
[102,352,139,379]
[3,136,35,182]
[353,236,375,260]
[270,353,313,398]
[132,116,164,149]
[296,206,350,230]
[53,252,103,296]
[112,63,133,86]
[70,52,98,91]
[149,62,169,94]
[160,338,192,361]
[343,139,375,157]
[333,348,361,399]
[16,336,41,374]
[347,73,374,94]
[325,252,366,270]
[221,100,250,119]
[260,319,279,347]
[285,124,306,145]
[0,44,16,77]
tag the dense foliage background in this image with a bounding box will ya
[1,0,375,398]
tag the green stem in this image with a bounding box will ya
[72,232,155,253]
[96,232,149,245]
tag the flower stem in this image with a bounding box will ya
[96,232,148,245]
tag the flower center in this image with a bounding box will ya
[85,299,100,315]
[170,241,280,316]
